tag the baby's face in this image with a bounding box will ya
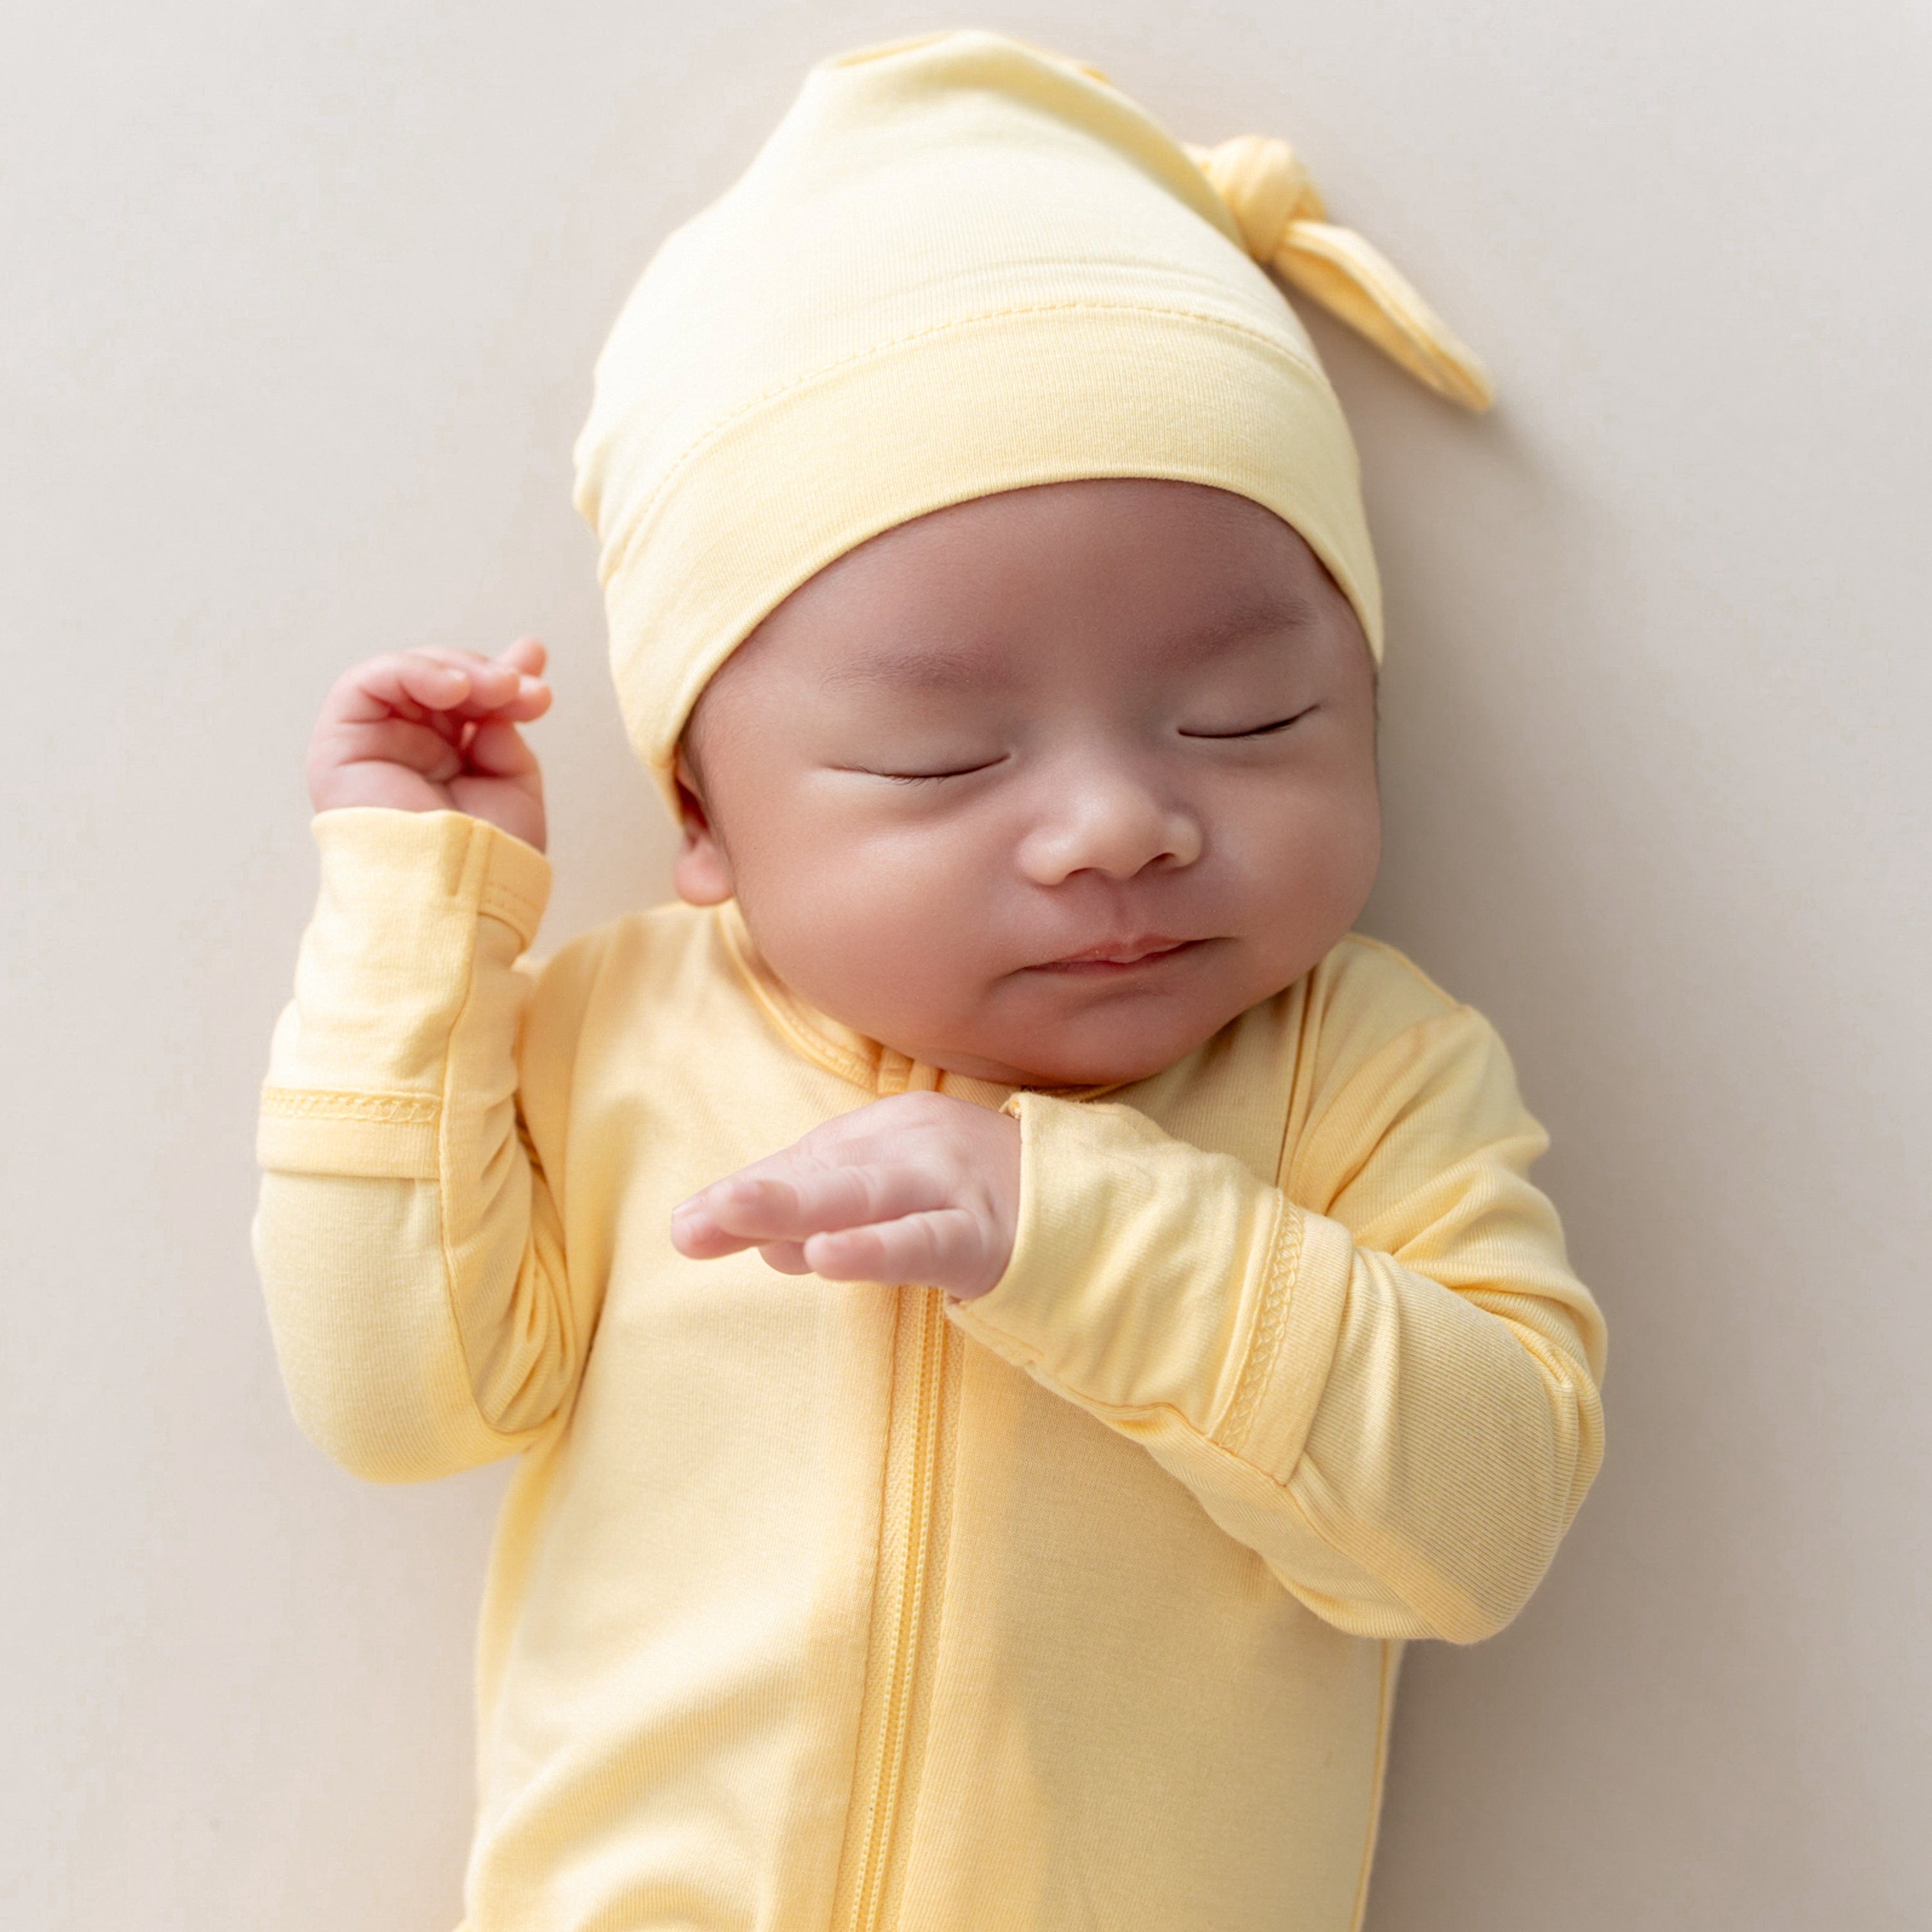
[672,478,1381,1088]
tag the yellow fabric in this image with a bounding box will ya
[569,28,1493,815]
[254,808,1607,1930]
[1182,135,1494,410]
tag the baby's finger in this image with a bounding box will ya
[498,635,547,675]
[334,653,484,724]
[667,1170,805,1253]
[411,641,535,670]
[667,1215,757,1261]
[488,676,553,724]
[412,648,551,723]
[412,641,548,703]
[669,1142,883,1255]
[404,648,535,714]
[675,1162,943,1249]
[320,716,468,782]
[462,716,542,779]
[756,1239,813,1275]
[802,1208,985,1291]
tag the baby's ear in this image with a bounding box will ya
[670,744,735,905]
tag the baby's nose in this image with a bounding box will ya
[1015,766,1203,885]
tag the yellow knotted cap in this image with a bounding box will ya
[573,28,1492,816]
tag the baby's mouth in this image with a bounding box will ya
[1026,934,1205,974]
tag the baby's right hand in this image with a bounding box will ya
[307,636,553,852]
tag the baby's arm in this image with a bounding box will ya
[678,999,1605,1645]
[954,1021,1607,1645]
[252,642,596,1482]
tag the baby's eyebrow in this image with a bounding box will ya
[819,591,1316,694]
[1175,591,1320,659]
[821,645,991,693]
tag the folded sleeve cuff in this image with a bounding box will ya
[1221,1204,1352,1480]
[945,1089,1355,1482]
[256,809,552,1179]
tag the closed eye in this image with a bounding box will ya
[1180,706,1316,739]
[851,755,1010,784]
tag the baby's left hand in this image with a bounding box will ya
[670,1091,1021,1302]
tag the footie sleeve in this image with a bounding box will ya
[943,1007,1609,1644]
[251,807,600,1484]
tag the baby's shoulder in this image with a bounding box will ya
[1307,930,1468,1035]
[526,897,712,985]
[517,899,723,1048]
[1289,931,1499,1119]
[1135,934,1498,1187]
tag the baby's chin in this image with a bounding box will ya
[857,955,1320,1088]
[771,931,1323,1090]
[905,1005,1245,1092]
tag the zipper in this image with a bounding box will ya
[845,1282,949,1932]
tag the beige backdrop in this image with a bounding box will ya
[6,3,1927,1927]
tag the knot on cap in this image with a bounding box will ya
[1188,131,1326,260]
[1184,133,1495,412]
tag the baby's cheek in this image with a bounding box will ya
[1251,793,1379,958]
[857,894,996,1003]
[760,844,994,1014]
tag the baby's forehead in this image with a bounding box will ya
[810,588,1324,690]
[699,598,1349,746]
[751,480,1338,656]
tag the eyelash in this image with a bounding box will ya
[865,707,1315,782]
[1180,706,1316,739]
[874,757,1006,785]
